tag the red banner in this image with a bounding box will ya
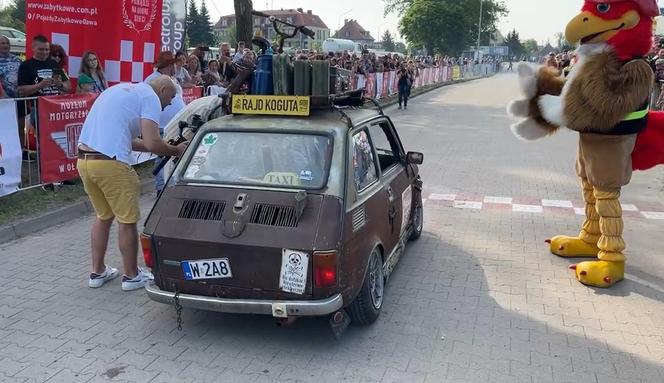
[364,74,375,99]
[26,0,163,84]
[182,86,204,104]
[381,72,390,99]
[38,93,98,183]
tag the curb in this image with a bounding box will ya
[0,74,494,245]
[0,178,155,245]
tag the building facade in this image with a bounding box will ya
[213,8,330,50]
[333,19,375,47]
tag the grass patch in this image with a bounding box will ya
[0,161,154,227]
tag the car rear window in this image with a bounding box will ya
[183,131,331,189]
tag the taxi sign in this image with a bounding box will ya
[232,95,310,116]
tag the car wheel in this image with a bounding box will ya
[348,248,384,325]
[409,193,423,241]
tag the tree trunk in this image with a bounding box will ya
[234,0,253,48]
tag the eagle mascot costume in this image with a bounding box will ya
[508,0,664,288]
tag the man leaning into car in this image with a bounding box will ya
[77,75,188,291]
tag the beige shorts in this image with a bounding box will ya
[77,159,140,224]
[575,133,637,192]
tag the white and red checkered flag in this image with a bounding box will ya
[26,0,163,85]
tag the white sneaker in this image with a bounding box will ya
[88,265,119,288]
[121,268,154,291]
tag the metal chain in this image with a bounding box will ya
[173,290,183,331]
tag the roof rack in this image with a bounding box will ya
[330,92,384,128]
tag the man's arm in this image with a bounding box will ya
[139,118,187,157]
[17,81,47,97]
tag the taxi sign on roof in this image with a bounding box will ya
[232,95,310,116]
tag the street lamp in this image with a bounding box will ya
[477,0,483,61]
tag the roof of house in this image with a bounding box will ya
[214,9,328,30]
[333,19,374,42]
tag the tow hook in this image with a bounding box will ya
[329,310,351,339]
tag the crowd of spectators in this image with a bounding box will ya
[540,50,578,77]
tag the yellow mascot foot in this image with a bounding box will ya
[546,236,600,258]
[569,261,624,288]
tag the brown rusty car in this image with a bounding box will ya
[141,100,424,327]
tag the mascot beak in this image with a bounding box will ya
[565,10,640,45]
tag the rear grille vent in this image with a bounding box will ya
[250,203,299,228]
[178,199,226,221]
[352,206,366,232]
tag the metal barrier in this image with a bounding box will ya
[2,96,44,193]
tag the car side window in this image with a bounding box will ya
[0,31,11,38]
[368,120,403,172]
[352,129,378,192]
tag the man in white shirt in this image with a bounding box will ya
[77,75,187,291]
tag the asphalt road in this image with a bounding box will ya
[1,73,664,383]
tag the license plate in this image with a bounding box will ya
[182,258,232,280]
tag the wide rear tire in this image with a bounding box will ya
[348,248,384,325]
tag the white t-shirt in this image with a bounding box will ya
[144,71,186,130]
[79,82,161,164]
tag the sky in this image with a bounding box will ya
[202,0,589,46]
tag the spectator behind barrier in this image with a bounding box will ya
[0,35,21,98]
[186,54,202,86]
[174,51,194,88]
[50,44,68,72]
[77,51,108,94]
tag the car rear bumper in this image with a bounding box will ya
[145,282,344,318]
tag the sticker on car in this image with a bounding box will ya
[279,249,309,295]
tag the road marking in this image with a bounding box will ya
[621,204,639,212]
[424,193,664,221]
[484,196,513,204]
[454,201,483,210]
[429,193,456,201]
[542,199,573,208]
[642,212,664,220]
[513,204,543,213]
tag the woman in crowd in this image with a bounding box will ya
[202,59,224,94]
[76,51,108,94]
[186,54,203,85]
[50,44,67,71]
[174,51,194,88]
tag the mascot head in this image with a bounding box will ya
[565,0,660,60]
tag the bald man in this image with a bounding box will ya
[78,75,187,291]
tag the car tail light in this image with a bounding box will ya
[314,250,337,288]
[140,234,154,268]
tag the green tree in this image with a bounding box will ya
[198,1,215,46]
[0,0,26,32]
[522,39,539,56]
[186,0,201,47]
[234,0,253,49]
[504,29,523,59]
[395,42,407,54]
[382,30,396,52]
[555,32,574,51]
[383,0,414,16]
[398,0,507,56]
